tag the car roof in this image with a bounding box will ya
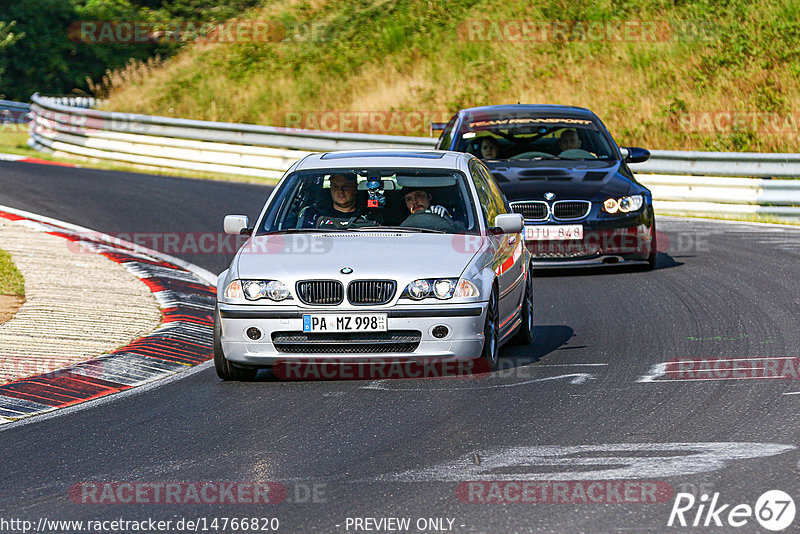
[294,149,469,171]
[458,104,598,121]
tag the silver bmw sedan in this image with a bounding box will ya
[215,150,531,380]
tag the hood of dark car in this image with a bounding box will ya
[484,160,635,202]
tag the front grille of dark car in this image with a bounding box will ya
[272,330,421,354]
[552,200,591,221]
[347,280,396,305]
[510,201,549,221]
[296,280,343,305]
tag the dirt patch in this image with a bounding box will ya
[0,294,24,324]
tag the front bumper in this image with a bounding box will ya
[526,210,654,267]
[218,304,487,365]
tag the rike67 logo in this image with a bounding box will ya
[668,490,795,531]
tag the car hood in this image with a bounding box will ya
[485,160,634,201]
[234,232,483,281]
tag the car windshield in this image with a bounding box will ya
[457,113,617,161]
[257,168,480,235]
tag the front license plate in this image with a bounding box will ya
[302,314,388,333]
[525,224,584,241]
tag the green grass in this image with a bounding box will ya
[0,130,38,158]
[96,0,800,153]
[0,248,24,296]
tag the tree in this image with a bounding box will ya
[0,21,24,95]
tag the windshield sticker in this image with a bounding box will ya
[469,118,594,129]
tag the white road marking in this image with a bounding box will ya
[378,442,796,481]
[361,373,595,391]
[638,357,800,383]
[637,363,667,382]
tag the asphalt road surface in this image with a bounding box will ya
[1,161,800,533]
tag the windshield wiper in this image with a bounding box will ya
[260,228,343,235]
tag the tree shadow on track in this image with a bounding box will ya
[533,252,683,278]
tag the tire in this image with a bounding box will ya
[512,270,533,345]
[214,306,258,381]
[479,287,500,371]
[641,221,658,271]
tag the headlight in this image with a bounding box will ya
[226,279,291,301]
[433,279,457,299]
[619,195,643,212]
[402,278,478,300]
[603,195,643,214]
[406,279,432,300]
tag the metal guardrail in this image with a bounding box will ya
[631,150,800,178]
[29,93,435,179]
[633,175,800,218]
[26,94,800,219]
[0,99,31,113]
[1,99,31,126]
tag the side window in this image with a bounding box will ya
[479,164,510,215]
[470,161,498,226]
[435,115,458,150]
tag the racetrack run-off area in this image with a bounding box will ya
[0,207,216,422]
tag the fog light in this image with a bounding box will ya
[432,325,449,338]
[246,327,262,340]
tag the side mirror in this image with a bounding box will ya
[224,215,250,235]
[492,213,524,234]
[622,147,650,164]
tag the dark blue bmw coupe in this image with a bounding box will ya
[435,104,657,269]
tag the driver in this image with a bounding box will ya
[479,137,500,159]
[402,189,451,219]
[557,129,581,152]
[299,173,368,228]
[327,173,359,217]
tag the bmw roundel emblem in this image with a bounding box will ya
[340,267,353,274]
[544,192,556,201]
